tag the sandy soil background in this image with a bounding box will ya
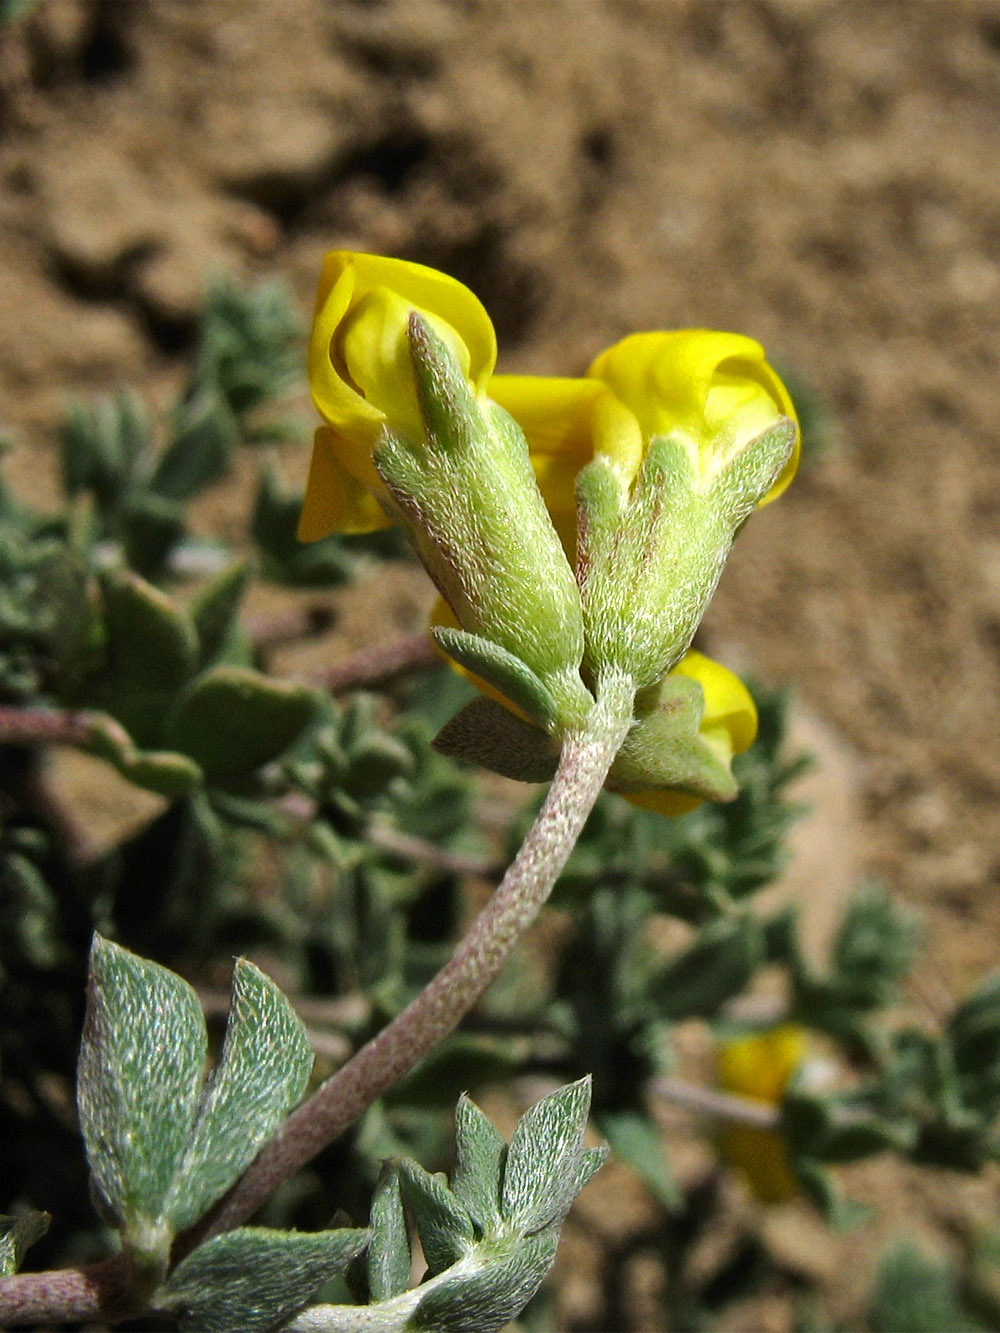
[2,1,1000,1328]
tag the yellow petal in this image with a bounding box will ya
[297,427,391,540]
[316,252,497,391]
[302,251,498,540]
[340,287,478,440]
[624,787,704,817]
[587,330,799,504]
[489,374,644,535]
[309,251,496,436]
[718,1025,805,1104]
[673,649,758,757]
[428,595,534,722]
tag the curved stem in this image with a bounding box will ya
[185,667,635,1250]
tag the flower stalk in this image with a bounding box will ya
[184,667,636,1248]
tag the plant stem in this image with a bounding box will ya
[0,1254,134,1326]
[652,1075,782,1129]
[0,705,97,747]
[184,667,635,1251]
[316,632,438,693]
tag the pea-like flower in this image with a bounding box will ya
[490,332,798,807]
[491,328,799,561]
[612,649,758,816]
[299,250,496,539]
[298,251,592,733]
[587,329,799,501]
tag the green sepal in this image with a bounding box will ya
[711,419,798,519]
[607,670,739,803]
[370,314,589,727]
[433,627,560,730]
[576,436,708,686]
[577,422,795,689]
[432,697,558,783]
[406,310,480,456]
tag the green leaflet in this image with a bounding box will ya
[77,938,314,1260]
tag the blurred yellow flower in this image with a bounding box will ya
[717,1025,805,1204]
[299,251,497,539]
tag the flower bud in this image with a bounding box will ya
[608,650,758,814]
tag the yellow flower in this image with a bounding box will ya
[299,251,497,539]
[488,330,796,808]
[486,376,641,553]
[490,329,798,548]
[623,650,758,816]
[717,1025,805,1204]
[587,329,799,502]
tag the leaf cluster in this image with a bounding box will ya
[10,933,603,1333]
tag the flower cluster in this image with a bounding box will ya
[299,251,799,811]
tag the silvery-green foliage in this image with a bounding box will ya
[0,1212,49,1278]
[77,935,313,1261]
[157,1227,369,1333]
[283,1079,606,1333]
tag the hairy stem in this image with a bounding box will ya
[185,667,635,1250]
[0,1254,134,1327]
[0,670,634,1325]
